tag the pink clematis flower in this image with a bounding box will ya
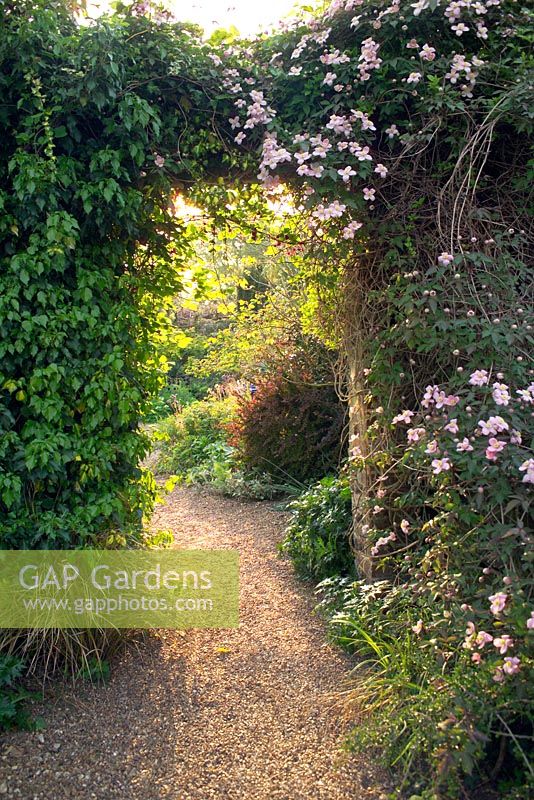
[485,438,506,461]
[492,382,510,406]
[493,635,513,654]
[489,592,507,616]
[338,166,357,183]
[412,619,424,634]
[469,370,489,386]
[456,438,473,452]
[407,427,426,443]
[475,631,493,649]
[420,44,436,61]
[493,667,504,683]
[342,220,363,239]
[431,457,451,474]
[519,459,534,484]
[478,417,509,436]
[503,656,520,675]
[438,252,454,267]
[393,409,414,424]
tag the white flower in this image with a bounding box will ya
[294,151,311,166]
[338,166,357,183]
[406,72,422,84]
[307,163,325,178]
[451,22,469,36]
[363,187,375,201]
[374,163,388,178]
[517,386,534,404]
[411,0,429,15]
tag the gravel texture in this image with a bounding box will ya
[0,488,387,799]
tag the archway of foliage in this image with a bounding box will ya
[1,0,533,795]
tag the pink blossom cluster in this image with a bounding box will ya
[257,134,291,183]
[358,37,382,81]
[519,459,534,484]
[217,0,513,250]
[371,531,396,556]
[422,385,460,409]
[463,619,521,679]
[312,201,347,221]
[445,53,484,98]
[398,372,531,480]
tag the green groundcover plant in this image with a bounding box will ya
[155,397,280,499]
[280,476,354,580]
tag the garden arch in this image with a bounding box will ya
[1,0,531,581]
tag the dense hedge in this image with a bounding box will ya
[0,1,239,547]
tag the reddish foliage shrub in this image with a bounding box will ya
[227,367,345,484]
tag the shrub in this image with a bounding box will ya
[316,576,534,800]
[279,477,354,581]
[155,397,286,499]
[157,397,236,476]
[314,365,534,796]
[228,370,345,484]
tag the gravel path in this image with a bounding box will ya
[0,488,387,799]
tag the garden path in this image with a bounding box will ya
[0,488,387,800]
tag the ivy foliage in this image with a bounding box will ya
[0,1,243,547]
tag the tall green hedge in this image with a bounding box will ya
[0,1,237,547]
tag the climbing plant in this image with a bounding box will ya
[0,0,242,547]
